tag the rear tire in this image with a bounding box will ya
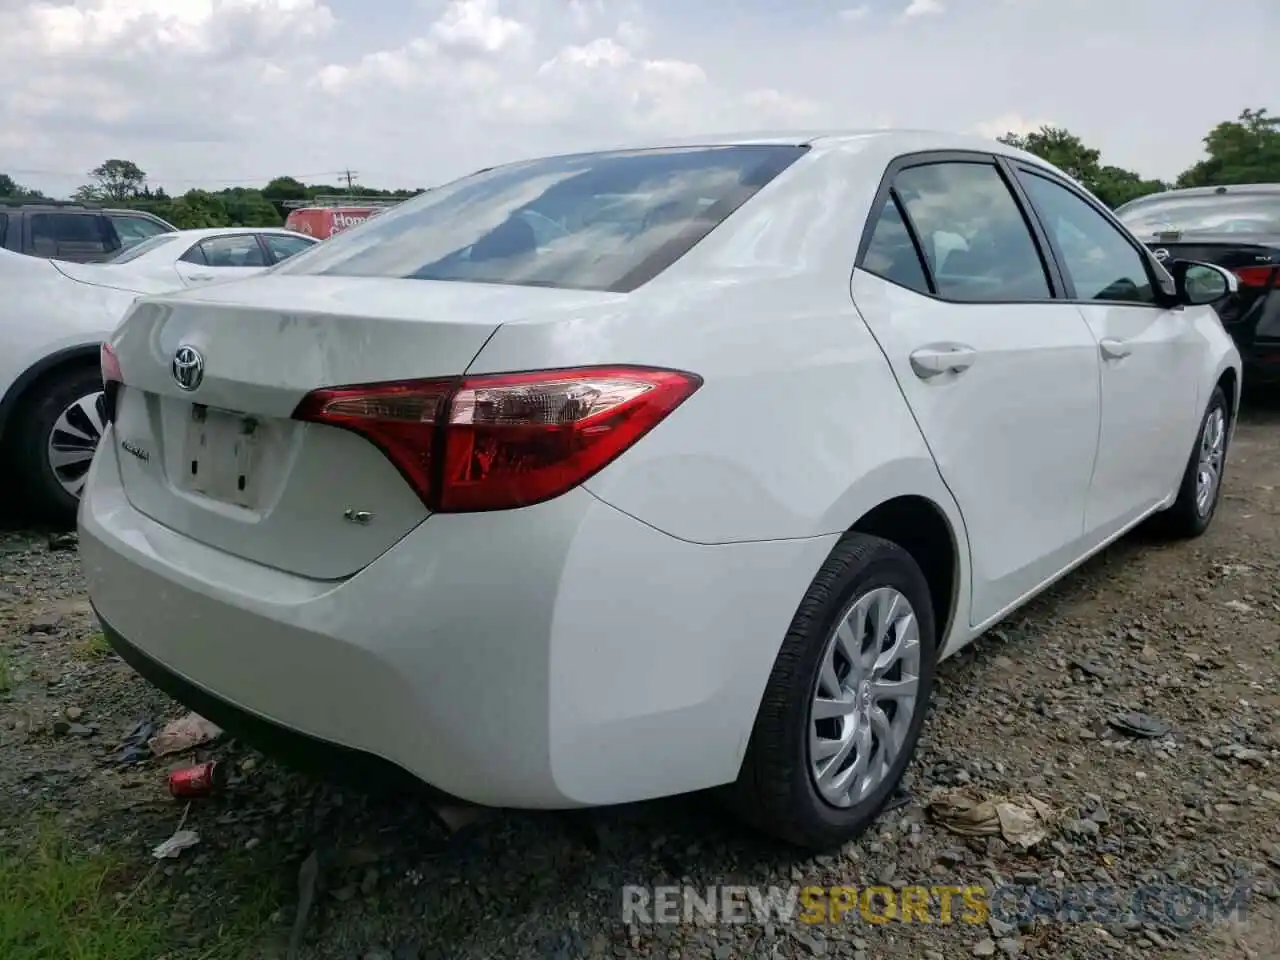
[1157,386,1229,539]
[12,365,106,527]
[724,532,937,850]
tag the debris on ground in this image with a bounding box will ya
[288,849,322,960]
[1108,710,1172,739]
[150,711,222,756]
[151,829,200,859]
[115,719,158,764]
[168,760,224,798]
[46,532,77,552]
[927,789,1057,848]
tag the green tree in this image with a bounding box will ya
[80,159,148,202]
[1176,108,1280,187]
[0,173,44,199]
[220,187,283,227]
[1091,165,1169,210]
[262,176,308,218]
[998,126,1168,209]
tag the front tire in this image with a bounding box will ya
[1158,386,1229,539]
[12,365,106,527]
[726,533,937,850]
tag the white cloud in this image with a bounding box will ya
[429,0,527,54]
[0,0,1274,195]
[974,113,1058,141]
[902,0,944,18]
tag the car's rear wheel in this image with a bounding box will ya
[1157,385,1229,539]
[13,365,106,526]
[726,532,937,850]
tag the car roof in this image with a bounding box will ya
[486,128,1058,178]
[1121,183,1280,202]
[164,227,313,241]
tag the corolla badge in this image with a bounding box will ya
[121,439,150,462]
[171,345,204,392]
[1152,248,1170,262]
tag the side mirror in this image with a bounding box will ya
[1169,260,1237,306]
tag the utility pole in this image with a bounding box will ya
[341,169,358,192]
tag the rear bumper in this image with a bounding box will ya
[98,613,439,796]
[79,433,836,808]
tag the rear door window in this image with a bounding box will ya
[262,233,316,263]
[111,214,171,248]
[198,234,268,267]
[889,161,1053,302]
[861,195,931,294]
[29,213,120,259]
[273,145,809,292]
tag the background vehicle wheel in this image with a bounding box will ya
[1157,386,1229,539]
[12,365,106,527]
[725,532,937,850]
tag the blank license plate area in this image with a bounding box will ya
[182,405,260,507]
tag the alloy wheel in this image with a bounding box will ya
[808,586,921,808]
[1195,406,1226,517]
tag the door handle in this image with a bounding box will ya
[909,344,978,380]
[187,274,214,282]
[1099,338,1132,360]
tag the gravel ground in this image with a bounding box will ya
[1,399,1278,960]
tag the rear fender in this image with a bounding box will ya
[0,343,103,443]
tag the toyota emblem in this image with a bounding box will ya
[1153,248,1170,262]
[171,345,205,392]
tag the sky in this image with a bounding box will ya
[1,0,1276,198]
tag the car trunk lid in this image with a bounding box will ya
[51,259,171,295]
[106,275,615,579]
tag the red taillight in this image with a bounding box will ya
[292,366,702,512]
[1232,266,1280,289]
[100,342,123,385]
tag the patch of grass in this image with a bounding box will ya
[72,633,111,661]
[0,823,282,960]
[0,654,11,693]
[0,826,168,960]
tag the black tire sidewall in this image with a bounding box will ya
[790,546,936,837]
[737,535,938,848]
[1172,386,1229,536]
[13,365,105,525]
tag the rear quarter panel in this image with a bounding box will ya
[465,139,970,567]
[0,260,133,436]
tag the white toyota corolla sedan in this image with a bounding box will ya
[79,130,1241,849]
[60,227,318,291]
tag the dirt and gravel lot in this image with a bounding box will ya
[1,399,1278,960]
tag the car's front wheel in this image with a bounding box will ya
[1158,385,1229,539]
[12,365,106,526]
[726,533,937,850]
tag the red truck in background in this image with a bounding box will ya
[283,196,402,239]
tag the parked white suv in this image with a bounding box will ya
[79,131,1241,848]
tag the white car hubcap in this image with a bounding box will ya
[47,391,106,499]
[808,586,921,808]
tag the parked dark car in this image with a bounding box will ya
[1115,184,1280,383]
[0,199,175,262]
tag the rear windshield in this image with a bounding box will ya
[1117,192,1280,236]
[105,232,181,263]
[272,145,808,292]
